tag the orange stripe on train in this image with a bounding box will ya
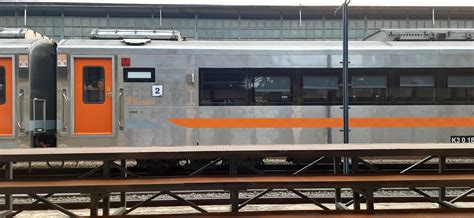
[168,117,474,128]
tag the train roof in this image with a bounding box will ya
[57,39,474,52]
[58,28,474,54]
[0,38,51,54]
[0,28,53,54]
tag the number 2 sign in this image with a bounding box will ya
[152,85,163,97]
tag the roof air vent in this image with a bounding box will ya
[0,28,47,39]
[90,29,184,41]
[364,28,474,41]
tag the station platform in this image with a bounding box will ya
[2,143,474,216]
[1,143,474,162]
[133,209,474,218]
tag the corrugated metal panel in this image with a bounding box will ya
[4,0,474,7]
[3,10,474,41]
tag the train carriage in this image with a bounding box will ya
[55,29,474,148]
[0,28,56,148]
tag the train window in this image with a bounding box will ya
[400,75,434,87]
[199,69,247,105]
[0,67,5,105]
[350,70,388,104]
[444,71,474,103]
[394,70,437,103]
[302,70,340,104]
[83,66,105,104]
[250,69,293,105]
[448,75,474,88]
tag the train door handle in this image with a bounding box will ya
[117,88,124,130]
[61,89,69,132]
[16,89,25,132]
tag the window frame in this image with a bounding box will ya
[197,67,474,106]
[82,66,106,105]
[199,68,249,106]
[392,69,439,105]
[249,68,295,106]
[349,69,389,105]
[441,68,474,104]
[0,66,5,105]
[300,68,342,105]
[123,67,156,83]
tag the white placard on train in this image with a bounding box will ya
[152,85,163,97]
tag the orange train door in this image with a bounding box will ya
[74,58,113,135]
[0,58,13,137]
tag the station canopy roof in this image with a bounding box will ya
[4,0,474,7]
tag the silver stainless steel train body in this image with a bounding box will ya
[0,28,56,148]
[56,30,474,148]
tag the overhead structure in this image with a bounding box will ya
[1,0,474,41]
[3,0,474,7]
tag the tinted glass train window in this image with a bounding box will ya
[0,67,5,105]
[250,69,293,105]
[83,67,105,104]
[393,70,437,103]
[444,71,474,103]
[400,75,434,87]
[350,70,388,104]
[302,70,340,104]
[448,75,474,88]
[200,69,247,105]
[198,68,474,106]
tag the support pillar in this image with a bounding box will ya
[352,157,360,210]
[439,156,446,208]
[4,162,13,214]
[334,157,342,209]
[102,161,111,216]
